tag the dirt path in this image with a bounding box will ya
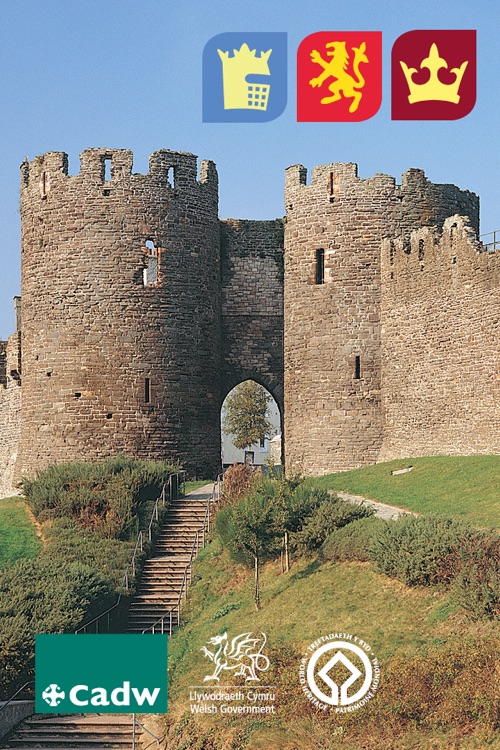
[336,491,418,521]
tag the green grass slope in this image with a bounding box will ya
[0,497,41,565]
[166,538,499,750]
[308,456,500,528]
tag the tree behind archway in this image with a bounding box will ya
[223,381,273,450]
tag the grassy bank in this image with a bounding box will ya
[308,456,500,528]
[0,497,41,566]
[166,537,499,749]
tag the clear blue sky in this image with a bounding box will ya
[0,0,498,338]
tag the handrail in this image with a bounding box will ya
[480,229,500,252]
[76,474,183,634]
[143,481,215,635]
[132,713,163,749]
[0,681,34,714]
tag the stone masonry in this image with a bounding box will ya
[18,149,222,479]
[283,162,482,474]
[0,148,497,489]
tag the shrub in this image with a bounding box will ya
[320,516,385,563]
[356,638,500,734]
[0,457,178,698]
[369,514,474,586]
[41,518,139,591]
[219,463,260,507]
[450,533,500,620]
[22,456,176,539]
[292,496,373,554]
[0,558,112,696]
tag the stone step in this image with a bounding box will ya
[129,604,178,612]
[1,714,140,749]
[9,735,132,744]
[137,583,184,591]
[125,490,210,633]
[23,718,131,726]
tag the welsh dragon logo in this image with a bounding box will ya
[201,631,270,682]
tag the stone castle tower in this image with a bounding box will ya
[0,147,497,488]
[283,162,481,474]
[18,148,222,478]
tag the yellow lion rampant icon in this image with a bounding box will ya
[309,41,369,113]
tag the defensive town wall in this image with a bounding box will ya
[0,308,22,497]
[0,148,497,489]
[379,215,499,460]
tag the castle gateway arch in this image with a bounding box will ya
[6,147,496,482]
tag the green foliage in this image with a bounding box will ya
[270,482,322,535]
[361,638,500,734]
[370,514,474,586]
[292,495,373,554]
[42,518,137,590]
[22,456,177,539]
[220,463,260,508]
[321,516,385,562]
[211,602,242,621]
[0,457,177,697]
[216,492,280,609]
[449,533,500,620]
[0,558,112,696]
[0,498,41,566]
[216,493,279,567]
[223,380,272,450]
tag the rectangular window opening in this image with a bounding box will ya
[354,356,361,380]
[145,377,151,404]
[104,158,112,182]
[143,241,159,286]
[315,249,325,285]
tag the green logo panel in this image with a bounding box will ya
[35,634,167,714]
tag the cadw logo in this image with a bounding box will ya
[35,634,168,714]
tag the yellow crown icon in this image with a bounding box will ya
[217,43,272,110]
[400,43,468,104]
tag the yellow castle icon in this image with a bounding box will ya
[400,43,468,104]
[217,43,272,110]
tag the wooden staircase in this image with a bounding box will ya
[0,714,141,749]
[126,486,213,633]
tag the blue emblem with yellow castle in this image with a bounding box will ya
[203,32,287,122]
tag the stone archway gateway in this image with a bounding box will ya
[0,148,496,484]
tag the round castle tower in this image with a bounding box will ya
[283,162,479,475]
[18,148,221,478]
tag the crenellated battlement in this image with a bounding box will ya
[20,148,218,195]
[284,162,478,235]
[382,215,499,299]
[2,148,496,483]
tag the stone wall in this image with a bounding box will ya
[17,148,221,479]
[3,150,495,484]
[379,216,499,459]
[0,333,22,496]
[283,162,479,475]
[221,219,284,412]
